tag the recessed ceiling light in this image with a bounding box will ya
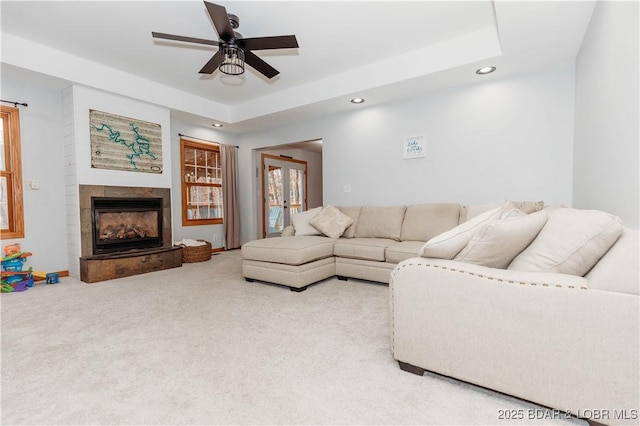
[212,123,223,128]
[350,98,365,104]
[476,66,496,75]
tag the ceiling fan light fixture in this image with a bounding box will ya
[219,45,245,76]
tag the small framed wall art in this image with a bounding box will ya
[403,135,426,159]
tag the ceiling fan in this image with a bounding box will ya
[152,1,299,79]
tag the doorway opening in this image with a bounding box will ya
[256,140,322,238]
[262,154,307,237]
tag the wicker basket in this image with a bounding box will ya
[177,240,212,263]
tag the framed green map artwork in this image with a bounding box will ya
[90,110,163,174]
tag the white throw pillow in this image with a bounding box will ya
[454,210,548,269]
[309,205,355,239]
[419,206,504,259]
[290,207,323,236]
[508,208,624,276]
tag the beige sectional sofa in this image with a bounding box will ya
[242,203,462,291]
[243,202,639,425]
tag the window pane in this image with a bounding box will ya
[185,147,195,165]
[186,185,223,220]
[0,117,5,170]
[0,176,8,229]
[185,165,196,182]
[206,151,215,167]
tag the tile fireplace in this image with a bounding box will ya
[78,185,182,283]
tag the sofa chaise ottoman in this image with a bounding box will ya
[242,235,336,291]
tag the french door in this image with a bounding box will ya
[262,154,307,237]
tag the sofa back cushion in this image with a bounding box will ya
[459,199,506,223]
[354,206,406,241]
[400,203,461,242]
[337,206,362,238]
[585,228,639,295]
[459,199,544,223]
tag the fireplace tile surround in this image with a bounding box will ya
[79,185,173,257]
[78,185,181,282]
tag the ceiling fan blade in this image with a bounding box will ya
[152,32,218,46]
[245,50,279,79]
[239,35,299,51]
[199,51,224,74]
[204,1,235,42]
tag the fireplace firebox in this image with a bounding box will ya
[91,197,163,255]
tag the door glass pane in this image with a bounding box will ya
[267,165,284,234]
[289,168,304,215]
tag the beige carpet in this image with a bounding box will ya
[1,250,585,425]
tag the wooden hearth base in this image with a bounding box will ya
[80,247,182,283]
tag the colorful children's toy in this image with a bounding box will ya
[4,243,21,256]
[45,273,60,284]
[2,243,36,293]
[1,244,61,292]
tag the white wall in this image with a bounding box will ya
[573,1,639,228]
[1,74,68,273]
[237,65,576,243]
[169,116,238,249]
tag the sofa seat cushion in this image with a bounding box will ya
[241,236,335,266]
[333,238,396,261]
[385,241,425,264]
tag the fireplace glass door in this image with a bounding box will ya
[92,197,163,254]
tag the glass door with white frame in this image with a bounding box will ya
[263,155,307,237]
